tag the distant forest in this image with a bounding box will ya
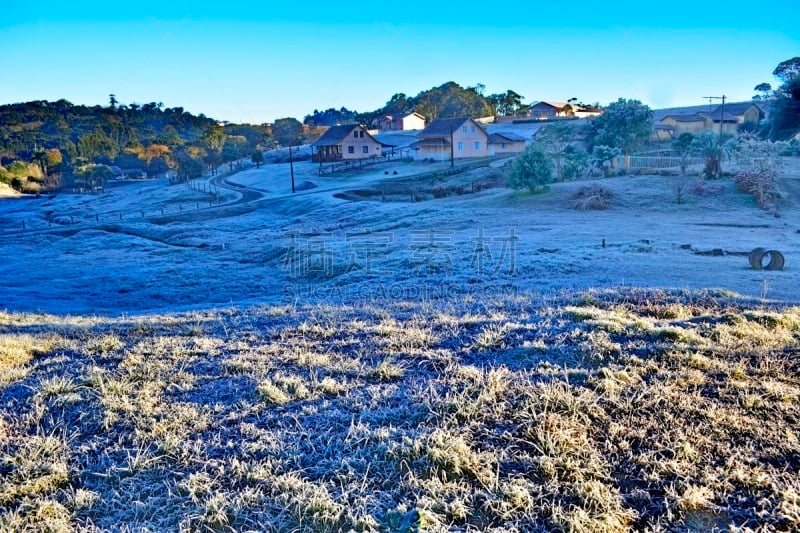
[304,81,529,127]
[0,98,271,193]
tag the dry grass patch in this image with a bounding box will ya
[1,289,800,530]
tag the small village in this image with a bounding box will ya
[1,4,799,528]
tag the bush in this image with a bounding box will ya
[507,145,553,192]
[734,170,780,214]
[562,146,590,180]
[571,184,612,210]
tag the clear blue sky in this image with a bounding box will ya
[2,1,798,123]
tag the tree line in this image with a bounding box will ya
[303,82,530,127]
[0,97,273,193]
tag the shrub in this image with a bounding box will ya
[734,170,780,213]
[508,145,553,192]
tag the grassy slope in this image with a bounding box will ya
[1,288,799,531]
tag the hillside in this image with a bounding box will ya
[0,99,270,193]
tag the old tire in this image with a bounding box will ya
[764,250,785,271]
[749,247,767,270]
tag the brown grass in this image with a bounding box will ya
[1,288,799,530]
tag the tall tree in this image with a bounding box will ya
[537,123,574,180]
[773,57,800,83]
[587,98,653,156]
[766,57,800,140]
[272,117,304,147]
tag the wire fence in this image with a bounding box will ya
[0,176,226,237]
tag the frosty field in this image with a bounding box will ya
[1,157,800,315]
[2,159,800,531]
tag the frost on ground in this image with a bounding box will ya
[1,158,800,315]
[1,288,799,530]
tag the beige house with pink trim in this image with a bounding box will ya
[412,117,490,161]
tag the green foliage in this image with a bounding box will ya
[0,99,217,181]
[588,98,653,156]
[672,132,694,155]
[414,82,493,121]
[175,153,204,180]
[487,90,525,116]
[304,107,359,127]
[508,145,553,192]
[538,123,574,180]
[592,145,621,177]
[272,118,304,147]
[147,157,170,176]
[7,161,28,177]
[251,151,264,168]
[201,125,226,154]
[773,56,800,83]
[672,132,695,176]
[768,77,800,140]
[562,145,590,180]
[77,132,119,161]
[691,131,722,178]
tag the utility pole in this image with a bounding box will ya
[289,145,296,193]
[450,125,455,168]
[702,95,727,177]
[702,94,727,147]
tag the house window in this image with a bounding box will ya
[354,131,359,138]
[501,143,506,149]
[462,126,467,133]
[457,142,463,151]
[348,146,355,154]
[474,142,480,150]
[359,131,365,138]
[471,126,476,133]
[363,146,369,154]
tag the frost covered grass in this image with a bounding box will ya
[1,288,800,530]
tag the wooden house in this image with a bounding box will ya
[312,124,386,162]
[412,118,490,161]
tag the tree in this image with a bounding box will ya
[175,151,204,181]
[538,123,574,180]
[272,117,304,147]
[773,57,800,83]
[147,156,170,177]
[592,145,621,177]
[561,145,590,180]
[507,145,553,192]
[251,150,264,168]
[671,132,695,176]
[222,135,248,170]
[691,131,722,179]
[109,94,118,109]
[766,57,800,140]
[753,82,773,101]
[77,132,119,162]
[588,98,653,157]
[76,164,112,192]
[201,125,226,175]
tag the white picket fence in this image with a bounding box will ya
[623,155,706,170]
